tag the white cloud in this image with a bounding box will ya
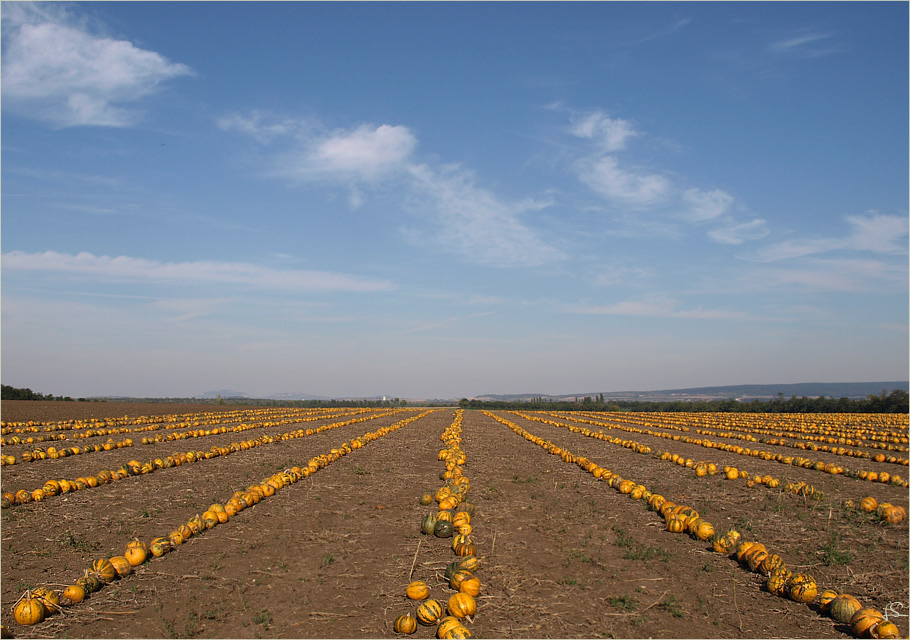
[216,111,303,143]
[768,30,842,58]
[311,124,417,180]
[753,212,908,262]
[846,212,909,254]
[1,3,193,127]
[575,156,671,208]
[683,188,734,222]
[2,250,393,293]
[568,110,638,152]
[406,164,563,268]
[707,218,770,245]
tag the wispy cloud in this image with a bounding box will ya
[222,111,562,268]
[564,106,767,244]
[564,297,750,321]
[768,29,842,58]
[2,250,393,293]
[575,156,672,208]
[752,212,908,262]
[1,2,193,127]
[683,188,734,222]
[568,109,638,152]
[707,218,770,245]
[622,17,692,46]
[406,164,563,268]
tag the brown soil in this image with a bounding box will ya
[1,402,907,639]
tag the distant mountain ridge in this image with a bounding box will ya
[476,381,909,403]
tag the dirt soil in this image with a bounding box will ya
[1,401,907,639]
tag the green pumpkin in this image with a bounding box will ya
[434,519,455,538]
[457,502,475,516]
[421,514,437,536]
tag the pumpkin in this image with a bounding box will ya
[666,515,686,533]
[169,531,185,547]
[689,518,715,541]
[766,569,790,597]
[829,594,862,624]
[453,512,471,528]
[109,556,133,577]
[393,613,418,634]
[77,572,102,593]
[872,620,900,639]
[62,584,86,605]
[149,537,171,557]
[124,544,148,567]
[420,494,434,506]
[447,593,476,619]
[818,589,840,612]
[422,514,438,536]
[32,587,60,614]
[202,510,219,529]
[850,608,885,638]
[786,574,818,603]
[449,569,474,591]
[437,616,463,638]
[13,594,45,626]
[406,581,430,600]
[458,556,480,572]
[859,497,878,512]
[416,599,444,625]
[434,520,455,538]
[758,553,785,576]
[458,502,475,516]
[451,534,473,548]
[746,549,768,573]
[459,576,481,597]
[443,626,472,639]
[92,558,118,583]
[187,514,204,534]
[453,542,476,557]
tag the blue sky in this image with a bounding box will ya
[2,1,907,399]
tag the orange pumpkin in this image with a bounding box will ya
[108,556,133,578]
[406,581,430,600]
[393,613,418,634]
[92,558,118,583]
[447,593,477,619]
[13,594,45,625]
[62,584,86,605]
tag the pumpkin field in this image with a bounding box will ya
[0,401,907,639]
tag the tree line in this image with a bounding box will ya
[458,389,909,414]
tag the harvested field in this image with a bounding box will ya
[1,402,907,638]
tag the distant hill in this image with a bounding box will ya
[477,381,909,403]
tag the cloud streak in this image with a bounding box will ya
[1,3,193,127]
[2,250,393,293]
[221,112,562,268]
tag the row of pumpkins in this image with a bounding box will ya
[394,410,479,639]
[513,411,909,527]
[0,408,391,466]
[568,409,908,450]
[524,411,910,489]
[694,425,909,463]
[485,411,904,639]
[0,405,354,434]
[0,410,405,509]
[8,410,436,627]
